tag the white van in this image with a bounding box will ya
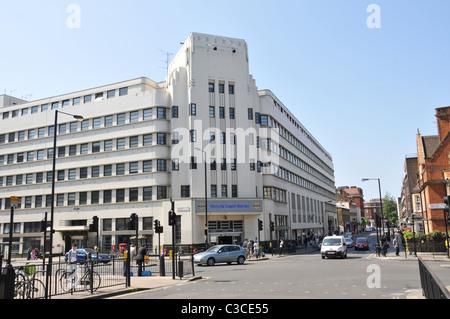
[321,235,347,259]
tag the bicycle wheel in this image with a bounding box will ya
[29,278,46,299]
[83,271,101,292]
[14,274,26,299]
[59,271,75,293]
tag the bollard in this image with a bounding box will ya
[159,255,165,276]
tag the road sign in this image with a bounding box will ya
[10,196,18,208]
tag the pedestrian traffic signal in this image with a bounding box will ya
[40,220,49,232]
[258,219,263,231]
[168,210,176,226]
[128,213,137,230]
[154,219,163,233]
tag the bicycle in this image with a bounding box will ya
[59,262,101,293]
[14,264,45,299]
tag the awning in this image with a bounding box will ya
[53,226,89,232]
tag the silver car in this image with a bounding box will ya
[194,245,246,266]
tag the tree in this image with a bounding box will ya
[383,192,398,225]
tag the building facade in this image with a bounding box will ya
[416,106,450,234]
[0,33,336,255]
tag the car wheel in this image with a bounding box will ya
[322,255,325,259]
[237,256,245,265]
[207,258,215,266]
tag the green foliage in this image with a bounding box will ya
[383,192,398,224]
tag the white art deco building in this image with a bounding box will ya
[0,33,336,254]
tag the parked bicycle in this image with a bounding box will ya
[14,264,45,299]
[59,262,101,293]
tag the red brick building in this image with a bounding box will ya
[417,106,450,233]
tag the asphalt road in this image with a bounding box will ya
[111,232,424,301]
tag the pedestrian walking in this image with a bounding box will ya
[279,239,284,255]
[136,244,147,276]
[393,235,399,256]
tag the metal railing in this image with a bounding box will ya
[418,257,450,299]
[1,253,195,299]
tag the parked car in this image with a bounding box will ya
[64,248,111,263]
[320,235,347,259]
[355,237,369,251]
[365,226,375,232]
[345,237,354,248]
[194,245,246,266]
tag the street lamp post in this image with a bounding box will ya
[362,178,384,257]
[44,110,83,299]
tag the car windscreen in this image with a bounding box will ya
[205,246,220,252]
[356,238,367,243]
[322,238,342,246]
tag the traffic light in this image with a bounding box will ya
[154,219,163,233]
[128,213,137,230]
[270,221,274,232]
[444,196,450,215]
[89,216,99,233]
[168,210,176,226]
[40,220,48,232]
[258,219,263,231]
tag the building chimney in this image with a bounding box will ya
[435,107,450,143]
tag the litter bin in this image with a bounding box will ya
[177,260,183,278]
[0,266,15,299]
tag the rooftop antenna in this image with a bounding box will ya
[157,49,174,74]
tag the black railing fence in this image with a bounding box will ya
[0,253,195,299]
[418,257,450,299]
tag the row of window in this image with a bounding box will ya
[0,186,167,210]
[0,107,166,144]
[0,133,167,166]
[1,87,129,121]
[0,160,168,187]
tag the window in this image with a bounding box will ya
[190,156,197,170]
[181,185,190,198]
[190,130,196,142]
[209,106,215,118]
[104,140,113,151]
[143,134,152,146]
[105,115,113,127]
[229,108,235,119]
[157,133,166,145]
[119,87,128,96]
[172,158,179,171]
[221,158,226,170]
[103,190,112,203]
[95,92,104,100]
[260,115,269,126]
[211,185,217,198]
[221,185,227,198]
[143,109,152,120]
[209,83,214,93]
[117,138,125,150]
[84,95,92,103]
[62,100,70,108]
[157,160,166,171]
[129,162,139,174]
[232,185,238,198]
[57,194,65,206]
[68,193,76,206]
[57,170,65,181]
[157,186,167,200]
[117,113,126,125]
[81,120,89,131]
[80,143,88,154]
[143,187,152,201]
[92,142,100,153]
[68,169,76,180]
[130,136,139,148]
[52,102,59,110]
[219,107,225,119]
[116,163,125,175]
[190,103,196,116]
[219,83,225,94]
[80,167,88,179]
[229,84,234,94]
[91,191,98,204]
[92,117,101,129]
[70,122,78,133]
[116,189,125,203]
[157,107,166,119]
[130,111,139,122]
[172,106,178,118]
[104,165,112,176]
[92,166,100,177]
[129,188,139,202]
[107,90,115,99]
[248,108,253,120]
[143,160,152,172]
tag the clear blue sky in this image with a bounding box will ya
[1,0,449,201]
